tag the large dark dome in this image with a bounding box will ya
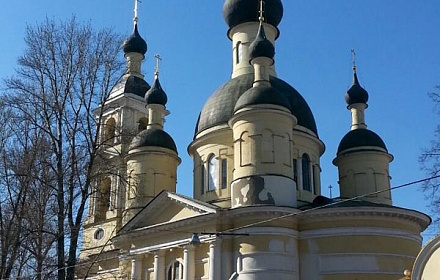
[122,24,147,55]
[337,128,387,156]
[130,128,177,153]
[223,0,284,29]
[195,73,317,137]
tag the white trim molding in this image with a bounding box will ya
[300,227,422,243]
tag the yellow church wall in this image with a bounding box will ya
[231,108,295,178]
[190,127,234,206]
[194,243,210,280]
[228,22,278,78]
[296,208,427,280]
[125,147,180,221]
[300,217,423,234]
[298,235,419,279]
[80,219,119,258]
[334,150,393,204]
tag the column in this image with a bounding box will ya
[183,245,195,280]
[131,255,143,280]
[153,250,165,280]
[209,240,222,280]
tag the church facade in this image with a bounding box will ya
[78,1,430,279]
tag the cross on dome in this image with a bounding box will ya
[154,54,162,77]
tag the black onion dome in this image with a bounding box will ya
[223,0,283,28]
[345,73,369,107]
[130,128,177,153]
[337,128,387,156]
[195,73,317,137]
[234,84,290,112]
[122,24,147,55]
[145,76,167,105]
[123,75,150,98]
[249,24,275,61]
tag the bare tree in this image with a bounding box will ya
[2,17,124,279]
[420,87,440,225]
[0,107,46,279]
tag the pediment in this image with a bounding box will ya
[120,191,218,233]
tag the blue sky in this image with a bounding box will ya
[1,1,440,238]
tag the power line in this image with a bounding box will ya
[2,174,439,280]
[220,174,440,234]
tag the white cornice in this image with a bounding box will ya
[300,227,422,243]
[299,206,431,229]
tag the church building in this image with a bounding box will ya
[78,1,431,279]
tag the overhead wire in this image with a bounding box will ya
[2,174,440,280]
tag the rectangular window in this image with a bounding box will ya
[221,159,227,189]
[201,164,205,195]
[293,159,298,189]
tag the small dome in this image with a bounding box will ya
[337,128,387,156]
[122,24,147,55]
[223,0,283,29]
[195,73,318,137]
[234,84,290,113]
[145,76,167,105]
[345,73,369,106]
[249,24,275,61]
[123,75,150,98]
[130,128,177,153]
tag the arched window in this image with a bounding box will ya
[96,177,111,221]
[302,154,311,192]
[167,261,184,280]
[104,118,116,144]
[207,154,219,191]
[138,117,148,132]
[236,41,243,64]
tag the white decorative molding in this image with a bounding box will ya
[234,226,299,238]
[300,206,430,229]
[300,227,422,243]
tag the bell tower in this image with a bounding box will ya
[80,0,151,259]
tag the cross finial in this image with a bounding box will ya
[133,0,141,25]
[328,185,333,199]
[258,0,265,23]
[154,54,162,77]
[351,49,357,73]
